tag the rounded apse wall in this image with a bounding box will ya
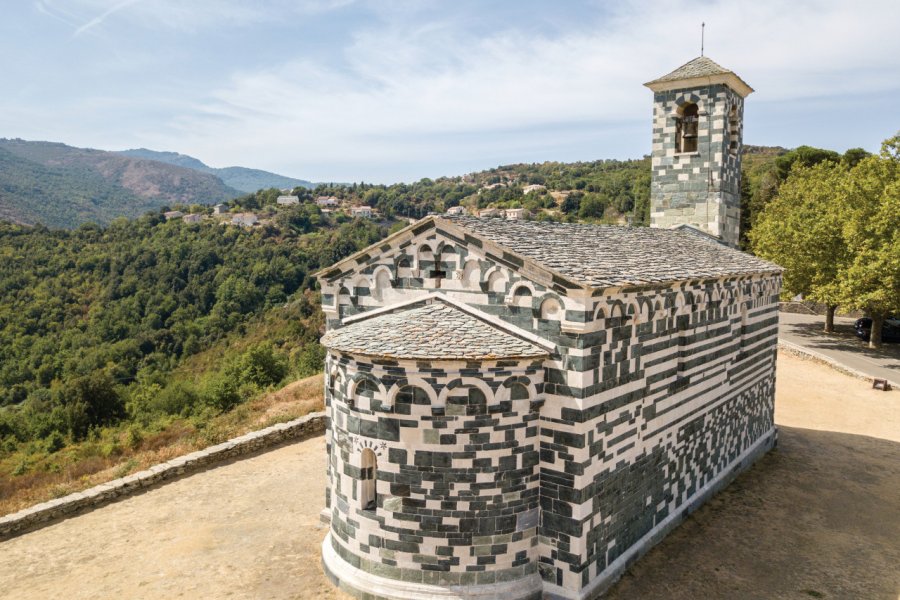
[322,353,545,599]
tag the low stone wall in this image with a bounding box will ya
[778,341,899,388]
[0,411,326,541]
[778,302,863,318]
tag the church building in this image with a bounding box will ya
[317,56,781,600]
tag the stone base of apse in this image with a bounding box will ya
[321,533,543,600]
[543,426,779,600]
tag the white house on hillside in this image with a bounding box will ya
[277,195,300,206]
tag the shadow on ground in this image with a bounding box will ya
[605,426,900,600]
[783,321,900,370]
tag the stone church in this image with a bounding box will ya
[316,56,781,600]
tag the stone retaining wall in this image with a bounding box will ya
[778,341,898,388]
[0,411,327,541]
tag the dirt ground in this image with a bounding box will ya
[0,352,897,600]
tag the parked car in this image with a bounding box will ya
[854,316,900,343]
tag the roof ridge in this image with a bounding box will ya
[342,292,554,352]
[322,295,550,361]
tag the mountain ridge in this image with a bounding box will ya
[118,148,314,193]
[0,138,246,228]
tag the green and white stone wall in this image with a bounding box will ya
[649,83,745,247]
[318,220,780,599]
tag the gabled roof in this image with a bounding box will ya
[315,216,780,292]
[443,217,780,288]
[644,56,754,97]
[321,295,549,361]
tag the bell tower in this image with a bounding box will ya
[644,56,753,247]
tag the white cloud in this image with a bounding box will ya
[18,0,900,182]
[40,0,357,33]
[141,0,899,181]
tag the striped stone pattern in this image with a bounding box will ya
[649,83,745,247]
[317,217,781,599]
[324,353,546,589]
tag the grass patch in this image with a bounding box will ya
[0,373,324,517]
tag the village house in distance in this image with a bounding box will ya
[316,56,781,599]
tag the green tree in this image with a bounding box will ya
[750,161,848,332]
[834,135,900,348]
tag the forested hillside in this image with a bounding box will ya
[0,139,241,228]
[0,210,384,489]
[119,148,315,193]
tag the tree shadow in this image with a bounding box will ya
[606,426,900,600]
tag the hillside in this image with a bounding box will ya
[119,148,314,193]
[0,139,242,228]
[0,211,385,495]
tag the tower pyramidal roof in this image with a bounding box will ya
[644,56,754,97]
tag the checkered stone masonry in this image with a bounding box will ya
[650,84,745,247]
[324,354,545,592]
[318,217,781,599]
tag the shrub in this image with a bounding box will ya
[44,431,65,453]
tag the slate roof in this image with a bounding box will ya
[646,56,731,83]
[443,216,781,288]
[321,301,548,360]
[644,56,753,96]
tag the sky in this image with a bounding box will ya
[1,0,899,183]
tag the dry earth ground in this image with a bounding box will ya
[0,352,898,600]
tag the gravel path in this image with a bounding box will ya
[1,353,897,599]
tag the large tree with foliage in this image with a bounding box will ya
[751,134,899,346]
[834,135,900,347]
[749,161,849,332]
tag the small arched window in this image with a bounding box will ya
[729,105,739,155]
[360,448,377,510]
[676,103,699,153]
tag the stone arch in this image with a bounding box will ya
[539,295,562,320]
[351,274,369,298]
[509,283,534,308]
[395,255,413,279]
[329,368,343,397]
[438,244,458,273]
[416,244,434,272]
[495,376,537,403]
[635,297,653,323]
[674,100,700,153]
[347,372,386,402]
[371,266,393,300]
[461,259,481,288]
[609,301,626,320]
[674,291,691,314]
[386,376,438,407]
[593,304,606,321]
[485,267,507,293]
[626,302,639,323]
[436,377,495,408]
[338,286,351,305]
